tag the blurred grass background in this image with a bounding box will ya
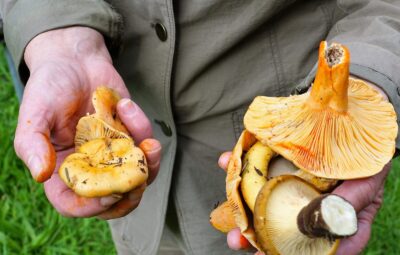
[0,44,116,254]
[0,42,399,254]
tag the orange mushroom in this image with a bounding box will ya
[59,87,148,197]
[244,41,398,179]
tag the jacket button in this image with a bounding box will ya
[155,119,172,136]
[155,23,168,41]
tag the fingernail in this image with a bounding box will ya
[100,194,123,207]
[120,98,137,116]
[140,139,162,153]
[27,155,43,179]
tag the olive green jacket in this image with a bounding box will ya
[2,1,400,254]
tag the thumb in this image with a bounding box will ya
[14,86,56,182]
[117,98,153,143]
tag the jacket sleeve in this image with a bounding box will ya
[325,0,400,149]
[1,0,123,81]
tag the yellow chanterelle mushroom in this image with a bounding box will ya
[59,87,148,197]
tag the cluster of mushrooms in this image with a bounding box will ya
[59,87,148,197]
[210,41,398,254]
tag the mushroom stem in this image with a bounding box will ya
[297,194,357,240]
[308,41,350,112]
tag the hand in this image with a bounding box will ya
[217,152,390,255]
[14,27,161,219]
[333,164,389,255]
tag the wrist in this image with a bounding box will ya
[24,26,111,70]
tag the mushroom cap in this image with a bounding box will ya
[226,130,260,249]
[59,86,148,197]
[254,175,339,255]
[59,138,148,197]
[244,42,398,179]
[210,201,237,233]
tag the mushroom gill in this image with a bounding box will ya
[244,41,398,179]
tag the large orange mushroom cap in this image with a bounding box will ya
[244,41,398,179]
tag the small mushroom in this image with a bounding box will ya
[91,86,129,134]
[225,130,260,249]
[210,201,237,233]
[75,86,130,148]
[244,41,398,179]
[59,138,148,197]
[254,175,357,255]
[59,87,148,197]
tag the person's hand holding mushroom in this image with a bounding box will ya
[14,27,162,219]
[214,42,398,255]
[218,153,390,255]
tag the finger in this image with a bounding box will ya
[14,81,56,182]
[44,170,122,217]
[336,187,383,255]
[227,228,251,251]
[117,98,153,143]
[139,139,162,185]
[218,151,232,171]
[332,162,390,212]
[97,183,146,220]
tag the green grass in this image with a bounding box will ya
[0,42,399,254]
[363,159,400,255]
[0,44,116,255]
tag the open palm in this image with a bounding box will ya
[14,27,161,219]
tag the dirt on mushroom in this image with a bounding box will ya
[210,41,398,255]
[59,86,148,197]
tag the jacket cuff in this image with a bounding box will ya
[3,0,122,82]
[344,43,400,150]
